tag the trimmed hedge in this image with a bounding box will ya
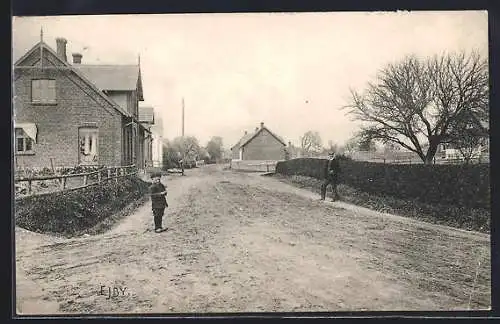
[276,158,490,210]
[15,176,150,236]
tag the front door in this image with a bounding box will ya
[79,127,99,165]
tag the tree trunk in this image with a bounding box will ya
[424,139,440,165]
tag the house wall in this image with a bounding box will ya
[14,58,123,169]
[242,129,286,160]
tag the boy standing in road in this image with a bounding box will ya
[320,152,341,201]
[149,172,168,233]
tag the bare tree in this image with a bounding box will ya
[446,111,489,164]
[341,137,359,156]
[300,131,323,157]
[344,51,488,164]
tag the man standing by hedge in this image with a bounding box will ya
[320,152,340,201]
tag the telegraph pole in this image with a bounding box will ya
[181,97,185,176]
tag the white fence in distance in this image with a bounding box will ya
[230,160,280,173]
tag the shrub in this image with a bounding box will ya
[276,158,490,210]
[15,176,150,236]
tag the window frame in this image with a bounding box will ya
[31,79,57,105]
[15,128,35,155]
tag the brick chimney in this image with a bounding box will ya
[72,53,82,64]
[56,38,68,62]
[260,122,264,128]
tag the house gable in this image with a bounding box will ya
[241,127,286,148]
[14,42,131,118]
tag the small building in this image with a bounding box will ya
[150,115,164,169]
[13,35,151,171]
[230,122,287,161]
[138,106,155,168]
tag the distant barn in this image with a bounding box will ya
[230,122,287,161]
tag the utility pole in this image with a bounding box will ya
[181,97,185,176]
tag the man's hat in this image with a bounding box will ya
[150,172,162,179]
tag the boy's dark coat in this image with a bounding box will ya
[149,182,168,208]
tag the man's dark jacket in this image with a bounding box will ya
[150,183,168,209]
[324,158,340,181]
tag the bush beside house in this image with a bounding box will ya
[15,176,150,237]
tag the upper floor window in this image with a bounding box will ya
[32,79,56,104]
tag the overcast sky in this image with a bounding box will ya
[12,11,488,149]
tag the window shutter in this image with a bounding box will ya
[46,80,56,102]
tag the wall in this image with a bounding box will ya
[14,49,123,169]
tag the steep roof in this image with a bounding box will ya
[14,41,131,118]
[73,64,143,99]
[231,125,286,150]
[138,106,154,124]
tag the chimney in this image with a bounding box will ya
[244,131,248,135]
[260,122,264,128]
[288,141,292,147]
[255,127,259,132]
[72,53,82,64]
[56,38,67,62]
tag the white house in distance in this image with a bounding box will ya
[139,106,164,168]
[151,115,164,168]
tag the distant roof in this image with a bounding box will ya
[139,106,154,123]
[73,64,141,93]
[231,125,286,149]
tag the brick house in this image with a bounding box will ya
[230,122,287,161]
[13,36,151,170]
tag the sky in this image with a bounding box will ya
[12,11,488,149]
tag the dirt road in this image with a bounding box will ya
[15,165,491,314]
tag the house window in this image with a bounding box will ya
[31,79,56,104]
[79,127,99,165]
[15,128,34,153]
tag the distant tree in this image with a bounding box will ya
[341,137,359,156]
[300,131,323,157]
[382,141,400,161]
[162,139,181,169]
[206,136,224,163]
[344,51,488,164]
[163,136,202,170]
[357,134,377,152]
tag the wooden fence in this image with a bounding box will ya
[14,165,137,198]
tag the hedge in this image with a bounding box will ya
[276,158,490,210]
[15,176,150,236]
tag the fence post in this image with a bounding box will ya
[27,180,32,195]
[60,177,66,191]
[83,174,88,186]
[107,168,111,179]
[267,163,270,172]
[98,170,102,183]
[115,168,119,183]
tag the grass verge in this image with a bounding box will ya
[272,174,490,234]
